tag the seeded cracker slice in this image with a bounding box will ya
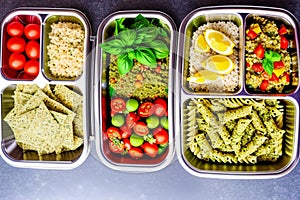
[73,104,83,137]
[16,84,40,94]
[13,92,32,111]
[26,102,60,155]
[53,85,83,110]
[42,84,59,101]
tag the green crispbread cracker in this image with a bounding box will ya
[16,84,39,94]
[53,85,83,110]
[59,113,76,150]
[17,89,45,114]
[43,94,74,115]
[13,92,32,111]
[73,104,83,137]
[63,136,83,151]
[50,110,68,124]
[42,84,59,101]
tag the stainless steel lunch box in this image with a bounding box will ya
[0,8,177,172]
[175,6,300,179]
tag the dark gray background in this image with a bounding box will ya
[1,1,300,200]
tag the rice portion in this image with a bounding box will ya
[47,22,85,79]
[188,21,240,93]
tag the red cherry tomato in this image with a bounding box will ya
[126,112,139,129]
[254,43,265,59]
[25,40,40,59]
[260,80,269,91]
[7,37,26,53]
[6,21,24,37]
[133,121,149,136]
[280,36,289,50]
[246,29,258,39]
[278,24,288,35]
[9,53,26,70]
[123,138,131,150]
[153,128,169,145]
[273,61,284,69]
[110,97,126,113]
[138,102,154,117]
[108,141,124,154]
[106,127,121,141]
[120,125,132,139]
[141,142,158,158]
[24,24,40,40]
[153,98,167,117]
[269,73,279,82]
[283,72,290,83]
[24,60,39,76]
[128,147,143,159]
[252,63,264,73]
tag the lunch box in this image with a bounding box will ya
[175,6,300,179]
[0,8,177,172]
[1,5,300,179]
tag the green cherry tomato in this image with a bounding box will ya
[129,134,144,147]
[160,116,168,130]
[126,99,139,112]
[158,143,168,155]
[146,115,160,129]
[111,113,125,127]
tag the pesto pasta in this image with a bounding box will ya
[184,98,285,164]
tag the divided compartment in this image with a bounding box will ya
[179,96,299,178]
[0,8,91,169]
[43,13,90,81]
[1,12,42,80]
[179,10,244,95]
[95,11,177,172]
[244,12,299,95]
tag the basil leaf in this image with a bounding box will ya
[131,14,150,28]
[117,29,136,46]
[117,54,133,75]
[114,18,126,35]
[135,48,157,68]
[262,59,274,76]
[109,86,116,97]
[128,51,136,60]
[148,40,169,59]
[265,50,281,62]
[100,39,125,55]
[135,27,159,45]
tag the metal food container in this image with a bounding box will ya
[176,6,300,178]
[0,8,91,169]
[94,11,177,172]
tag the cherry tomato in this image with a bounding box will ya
[120,125,132,139]
[126,112,139,129]
[246,29,258,39]
[111,97,126,113]
[254,43,265,59]
[106,127,121,141]
[138,102,155,117]
[252,63,264,73]
[25,40,40,59]
[262,71,270,80]
[128,147,143,159]
[141,142,158,158]
[7,37,26,53]
[273,61,284,69]
[153,128,169,145]
[108,140,124,154]
[24,24,40,40]
[9,53,26,70]
[133,121,149,136]
[278,24,287,35]
[260,80,269,91]
[24,60,39,76]
[153,98,167,117]
[7,21,24,37]
[269,73,279,82]
[280,35,289,50]
[123,138,131,150]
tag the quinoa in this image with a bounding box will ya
[188,21,240,93]
[47,22,85,79]
[109,55,169,101]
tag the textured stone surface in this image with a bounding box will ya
[1,1,300,200]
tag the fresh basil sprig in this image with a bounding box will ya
[262,50,282,76]
[100,14,170,76]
